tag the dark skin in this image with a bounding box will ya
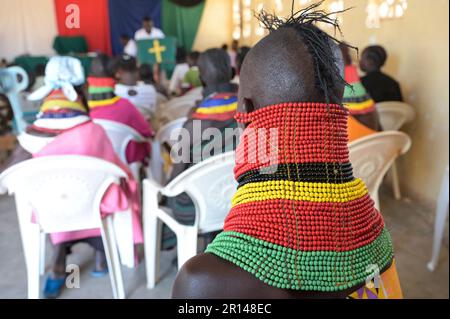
[172,28,363,299]
[143,19,153,34]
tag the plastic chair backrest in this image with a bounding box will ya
[93,119,146,164]
[0,155,127,233]
[0,66,29,133]
[376,101,415,131]
[349,131,411,198]
[17,133,54,155]
[155,117,187,147]
[163,151,237,231]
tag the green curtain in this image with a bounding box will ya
[162,0,205,52]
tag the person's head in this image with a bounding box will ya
[28,56,88,109]
[142,16,153,34]
[360,45,387,73]
[187,51,200,67]
[221,44,229,51]
[139,63,154,84]
[236,46,251,75]
[238,5,350,114]
[339,42,353,66]
[114,55,138,84]
[34,64,46,77]
[176,47,187,64]
[90,53,115,77]
[197,48,232,89]
[120,34,130,48]
[231,39,239,51]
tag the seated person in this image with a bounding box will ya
[168,47,190,97]
[360,45,403,103]
[162,48,240,249]
[87,54,153,166]
[20,56,142,298]
[114,55,157,119]
[120,34,137,57]
[134,16,165,41]
[172,5,402,299]
[340,44,381,142]
[181,51,202,94]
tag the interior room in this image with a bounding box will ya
[0,0,448,300]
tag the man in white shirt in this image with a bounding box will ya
[120,35,137,57]
[134,16,165,41]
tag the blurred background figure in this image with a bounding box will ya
[120,34,137,57]
[134,16,165,41]
[360,45,404,103]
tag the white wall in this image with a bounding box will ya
[0,0,57,61]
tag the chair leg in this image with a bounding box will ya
[144,212,162,289]
[39,233,46,276]
[27,225,42,299]
[391,161,402,200]
[428,168,449,272]
[14,194,41,298]
[176,227,198,270]
[101,217,125,299]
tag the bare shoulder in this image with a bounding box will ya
[171,253,247,299]
[171,253,354,299]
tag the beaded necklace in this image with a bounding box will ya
[87,77,121,109]
[343,65,376,115]
[191,92,238,121]
[206,102,394,292]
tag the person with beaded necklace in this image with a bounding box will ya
[172,2,403,299]
[87,54,153,168]
[340,43,382,142]
[161,48,240,250]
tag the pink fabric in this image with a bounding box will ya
[33,121,144,245]
[89,98,153,164]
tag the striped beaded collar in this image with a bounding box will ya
[343,65,376,115]
[87,77,121,109]
[206,102,395,293]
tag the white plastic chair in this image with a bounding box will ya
[349,131,411,210]
[149,117,187,184]
[93,119,147,181]
[156,92,168,107]
[17,133,54,155]
[0,155,128,299]
[428,165,449,272]
[0,66,29,133]
[376,101,415,200]
[143,151,236,288]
